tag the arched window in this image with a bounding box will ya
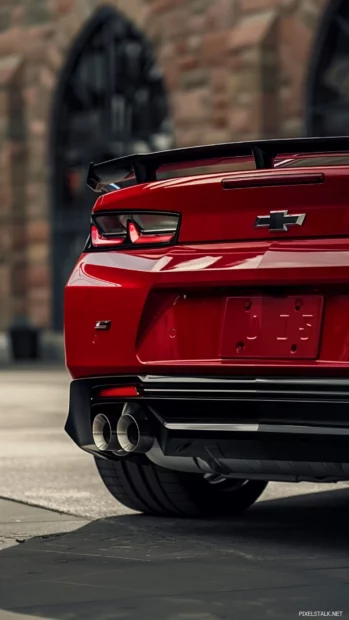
[50,5,172,329]
[307,0,349,136]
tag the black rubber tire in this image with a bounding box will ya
[95,455,268,517]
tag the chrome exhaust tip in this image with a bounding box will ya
[117,404,154,454]
[92,413,124,453]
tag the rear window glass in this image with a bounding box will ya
[277,155,349,168]
[156,157,256,179]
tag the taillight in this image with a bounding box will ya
[98,386,139,398]
[91,212,180,249]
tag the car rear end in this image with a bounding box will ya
[64,137,349,517]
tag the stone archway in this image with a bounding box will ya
[50,4,172,330]
[306,0,349,136]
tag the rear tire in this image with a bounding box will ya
[95,455,267,517]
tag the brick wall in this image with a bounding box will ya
[0,0,326,330]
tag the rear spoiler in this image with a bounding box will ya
[86,136,349,192]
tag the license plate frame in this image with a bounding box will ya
[220,295,324,359]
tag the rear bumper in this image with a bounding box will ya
[65,374,349,468]
[65,242,349,378]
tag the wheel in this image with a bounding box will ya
[94,455,268,517]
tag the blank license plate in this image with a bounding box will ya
[220,295,323,359]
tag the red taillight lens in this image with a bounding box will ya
[91,225,124,247]
[91,212,179,248]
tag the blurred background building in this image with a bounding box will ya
[0,0,346,347]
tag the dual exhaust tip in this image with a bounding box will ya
[92,404,154,455]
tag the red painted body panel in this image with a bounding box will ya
[65,238,349,378]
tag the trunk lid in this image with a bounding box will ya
[176,166,349,243]
[95,166,349,244]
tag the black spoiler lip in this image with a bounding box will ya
[86,135,349,192]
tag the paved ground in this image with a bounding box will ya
[2,491,349,620]
[0,499,88,551]
[1,367,349,619]
[0,367,131,519]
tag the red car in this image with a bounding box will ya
[65,136,349,517]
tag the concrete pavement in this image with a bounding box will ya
[1,367,349,619]
[1,490,349,619]
[0,499,88,551]
[0,367,131,518]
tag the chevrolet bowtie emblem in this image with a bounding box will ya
[254,210,306,232]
